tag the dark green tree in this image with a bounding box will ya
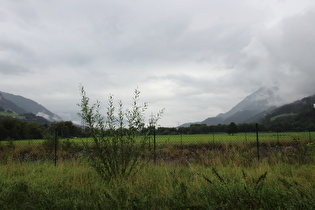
[23,122,44,139]
[227,122,238,135]
[48,121,82,138]
[0,117,22,140]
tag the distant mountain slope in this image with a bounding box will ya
[260,95,315,125]
[180,86,282,127]
[218,86,281,121]
[0,93,27,114]
[0,91,62,122]
[180,116,224,128]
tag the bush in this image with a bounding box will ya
[78,86,163,181]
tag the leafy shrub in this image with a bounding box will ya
[78,86,163,181]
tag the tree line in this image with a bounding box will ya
[1,115,315,141]
[0,116,83,141]
[156,123,258,135]
[156,121,315,135]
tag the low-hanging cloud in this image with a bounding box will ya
[1,0,315,126]
[234,7,315,103]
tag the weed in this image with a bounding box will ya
[202,168,270,209]
[78,86,163,181]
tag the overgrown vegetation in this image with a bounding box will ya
[0,134,314,165]
[78,86,163,180]
[0,160,313,209]
[0,132,314,208]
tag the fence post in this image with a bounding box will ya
[54,130,58,166]
[148,135,151,150]
[153,127,156,164]
[180,133,183,147]
[256,123,260,161]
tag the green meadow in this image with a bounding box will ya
[153,131,315,144]
[0,155,314,209]
[0,132,314,209]
[6,131,315,145]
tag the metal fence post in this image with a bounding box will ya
[153,127,156,164]
[256,123,260,161]
[54,130,58,166]
[180,133,183,147]
[149,135,151,150]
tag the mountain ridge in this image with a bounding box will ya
[0,91,62,122]
[180,86,285,127]
[218,86,281,120]
[260,94,315,125]
[0,93,27,114]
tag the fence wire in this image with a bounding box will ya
[0,129,314,164]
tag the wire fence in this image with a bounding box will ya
[151,130,314,162]
[0,126,314,164]
[153,131,315,145]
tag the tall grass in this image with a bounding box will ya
[0,134,314,209]
[1,135,313,166]
[0,160,314,209]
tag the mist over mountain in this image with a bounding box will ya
[260,94,315,126]
[0,91,62,122]
[218,86,281,119]
[180,86,284,127]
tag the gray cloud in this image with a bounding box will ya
[1,0,315,126]
[0,40,35,74]
[233,7,315,103]
[0,62,29,74]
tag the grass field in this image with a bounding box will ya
[270,113,298,121]
[0,158,314,209]
[154,132,315,144]
[0,131,314,209]
[0,111,25,119]
[5,131,315,145]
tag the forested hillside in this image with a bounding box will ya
[259,95,315,131]
[0,117,82,140]
[0,92,62,122]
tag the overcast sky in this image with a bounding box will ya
[1,0,315,127]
